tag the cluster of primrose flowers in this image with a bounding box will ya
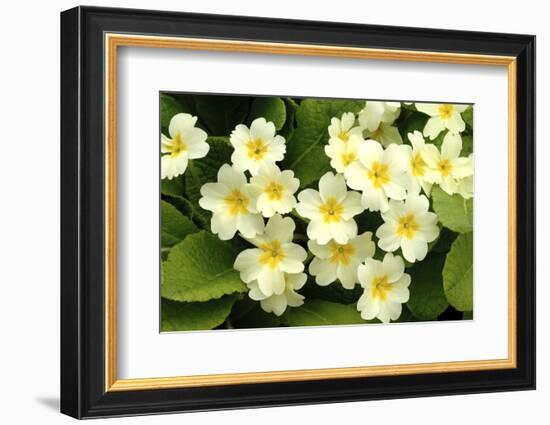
[161,101,473,323]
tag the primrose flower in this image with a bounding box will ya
[230,117,286,175]
[324,134,362,173]
[357,101,401,132]
[249,163,300,217]
[328,112,363,144]
[247,272,307,316]
[400,130,433,196]
[357,253,411,323]
[296,172,364,245]
[308,232,375,289]
[456,175,473,199]
[364,123,403,147]
[376,193,439,263]
[198,164,264,240]
[344,140,410,213]
[161,113,209,180]
[233,215,307,297]
[421,132,473,195]
[415,102,469,140]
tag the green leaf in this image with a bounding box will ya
[431,227,458,253]
[161,200,198,247]
[282,99,364,187]
[161,175,185,198]
[462,134,473,156]
[162,195,209,229]
[396,304,417,322]
[463,310,473,320]
[161,296,236,332]
[233,304,283,329]
[462,106,473,129]
[283,299,365,326]
[162,231,247,302]
[160,94,190,135]
[406,252,449,320]
[398,110,429,141]
[443,232,473,311]
[431,186,473,233]
[193,95,251,135]
[248,97,286,130]
[280,97,298,139]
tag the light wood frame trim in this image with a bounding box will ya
[104,33,518,392]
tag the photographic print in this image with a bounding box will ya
[159,94,474,332]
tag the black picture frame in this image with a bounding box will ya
[60,5,535,419]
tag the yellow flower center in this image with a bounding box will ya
[371,275,392,301]
[224,189,249,216]
[246,138,268,161]
[367,161,391,189]
[370,125,384,140]
[438,104,454,120]
[259,240,285,269]
[437,159,453,177]
[411,152,426,177]
[319,197,344,223]
[329,242,356,265]
[264,182,284,201]
[341,152,357,167]
[169,133,187,158]
[396,214,420,239]
[339,130,350,143]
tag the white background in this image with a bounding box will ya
[118,48,508,378]
[0,0,546,424]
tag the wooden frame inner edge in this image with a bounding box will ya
[104,33,518,392]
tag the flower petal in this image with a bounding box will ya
[319,172,347,203]
[423,116,445,140]
[309,258,338,286]
[441,132,462,159]
[264,214,295,243]
[168,113,197,139]
[401,237,428,263]
[382,253,405,282]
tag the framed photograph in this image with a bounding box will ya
[60,6,536,419]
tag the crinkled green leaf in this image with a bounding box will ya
[193,95,251,135]
[282,99,364,187]
[398,110,429,141]
[162,231,247,302]
[407,252,449,320]
[280,97,298,139]
[162,195,209,229]
[161,200,198,247]
[462,134,473,156]
[161,296,236,332]
[443,232,473,311]
[161,175,185,198]
[233,304,283,329]
[462,106,473,129]
[431,186,473,233]
[283,299,365,326]
[431,227,459,253]
[248,97,286,130]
